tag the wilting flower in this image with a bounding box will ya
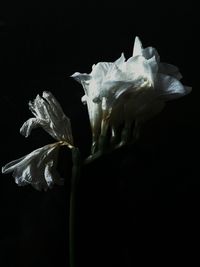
[20,91,73,146]
[2,143,64,191]
[72,36,192,152]
[2,91,74,190]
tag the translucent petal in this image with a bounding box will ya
[2,143,63,191]
[159,63,182,80]
[20,118,41,137]
[29,94,49,121]
[43,91,64,118]
[143,47,160,62]
[147,56,159,74]
[155,74,190,100]
[23,92,73,144]
[126,55,154,84]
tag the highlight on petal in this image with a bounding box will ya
[22,91,74,145]
[125,55,155,85]
[20,118,41,137]
[155,74,190,100]
[2,143,63,191]
[42,91,74,144]
[72,36,192,155]
[28,94,48,120]
[133,36,143,57]
[91,62,113,81]
[114,53,126,67]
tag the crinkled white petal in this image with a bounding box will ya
[42,91,73,143]
[2,143,63,191]
[104,63,123,82]
[29,94,49,120]
[99,79,143,108]
[20,118,41,137]
[43,91,65,119]
[155,74,190,100]
[72,36,192,144]
[125,55,154,84]
[23,92,73,144]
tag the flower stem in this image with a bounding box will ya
[69,147,81,267]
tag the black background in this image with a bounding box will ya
[0,2,198,267]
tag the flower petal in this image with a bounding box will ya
[90,62,113,82]
[29,94,49,121]
[158,63,182,80]
[20,118,41,137]
[2,143,63,191]
[132,36,143,57]
[100,80,137,101]
[71,36,192,153]
[24,92,74,144]
[114,53,126,67]
[81,95,87,104]
[126,55,154,84]
[143,47,160,62]
[104,63,123,81]
[155,74,190,100]
[42,91,64,118]
[147,56,159,74]
[71,72,91,84]
[44,162,54,187]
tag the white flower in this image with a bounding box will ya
[2,143,64,191]
[2,91,74,190]
[20,91,73,146]
[72,36,192,151]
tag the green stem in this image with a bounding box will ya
[69,147,81,267]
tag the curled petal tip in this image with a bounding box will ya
[2,143,63,191]
[42,91,51,97]
[2,166,5,174]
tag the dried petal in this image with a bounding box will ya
[21,91,73,145]
[2,143,63,191]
